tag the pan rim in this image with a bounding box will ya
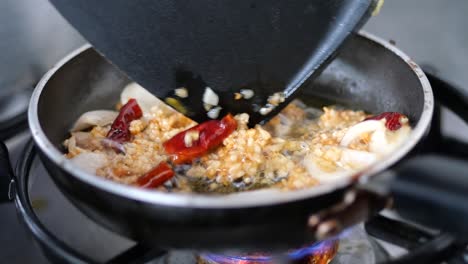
[28,31,433,209]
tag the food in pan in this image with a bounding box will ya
[64,83,411,193]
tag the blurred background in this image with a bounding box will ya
[1,0,467,262]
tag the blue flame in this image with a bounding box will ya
[201,235,341,263]
[287,240,337,260]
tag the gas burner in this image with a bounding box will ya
[198,239,339,264]
[196,228,393,264]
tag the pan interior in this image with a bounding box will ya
[30,32,432,207]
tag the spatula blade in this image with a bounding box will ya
[50,0,376,124]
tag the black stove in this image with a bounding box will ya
[1,72,468,264]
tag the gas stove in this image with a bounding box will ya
[1,72,468,264]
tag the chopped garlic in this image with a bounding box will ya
[203,87,219,106]
[174,87,188,98]
[207,106,222,119]
[184,130,200,147]
[240,89,254,99]
[259,104,275,115]
[129,119,146,135]
[268,92,285,106]
[204,103,213,111]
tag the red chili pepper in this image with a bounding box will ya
[163,114,237,164]
[365,112,406,131]
[106,99,143,143]
[137,161,174,188]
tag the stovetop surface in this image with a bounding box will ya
[2,0,468,263]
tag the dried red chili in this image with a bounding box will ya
[137,161,174,188]
[365,112,406,131]
[106,99,143,143]
[163,114,237,164]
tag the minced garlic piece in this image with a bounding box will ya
[184,130,200,147]
[129,120,146,135]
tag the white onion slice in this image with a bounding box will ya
[120,82,176,117]
[70,152,108,175]
[303,154,354,183]
[71,131,101,150]
[368,126,388,155]
[303,148,378,183]
[370,126,411,155]
[340,120,386,147]
[340,148,378,169]
[101,138,126,154]
[71,110,118,132]
[65,135,78,153]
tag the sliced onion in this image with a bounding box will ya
[65,135,78,154]
[370,126,411,155]
[340,148,378,169]
[303,154,354,183]
[72,131,101,150]
[71,110,118,132]
[120,82,176,117]
[101,138,126,154]
[340,120,386,147]
[368,126,388,155]
[70,152,108,175]
[303,147,378,183]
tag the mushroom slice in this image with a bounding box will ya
[70,152,108,175]
[71,110,118,132]
[120,82,176,117]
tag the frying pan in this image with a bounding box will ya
[26,32,432,250]
[1,32,468,251]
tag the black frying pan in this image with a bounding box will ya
[22,32,435,250]
[2,32,468,252]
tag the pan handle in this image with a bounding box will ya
[307,155,468,241]
[390,155,468,240]
[0,141,15,203]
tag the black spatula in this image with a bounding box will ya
[50,0,377,125]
